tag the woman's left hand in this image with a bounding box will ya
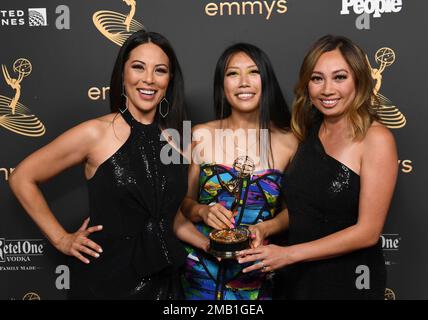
[237,244,291,273]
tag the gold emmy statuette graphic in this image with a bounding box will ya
[219,155,255,214]
[209,156,255,259]
[384,288,396,300]
[367,47,406,129]
[0,58,45,137]
[93,0,145,46]
[22,292,41,300]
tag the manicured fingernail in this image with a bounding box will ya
[98,248,103,253]
[251,234,256,238]
[98,225,103,230]
[85,260,90,264]
[95,253,100,258]
[231,218,235,223]
[230,224,235,229]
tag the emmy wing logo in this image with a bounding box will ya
[384,288,396,300]
[22,292,41,300]
[93,0,145,46]
[0,58,45,137]
[367,47,406,129]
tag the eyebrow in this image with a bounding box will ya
[312,69,349,75]
[226,64,258,69]
[130,60,169,68]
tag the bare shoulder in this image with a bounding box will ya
[192,120,222,145]
[94,112,119,124]
[271,128,299,152]
[65,113,123,144]
[192,120,221,134]
[364,121,396,150]
[362,121,397,160]
[92,113,123,130]
[270,128,299,170]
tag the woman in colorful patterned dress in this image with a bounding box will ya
[176,43,298,300]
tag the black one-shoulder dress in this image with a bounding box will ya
[276,120,386,300]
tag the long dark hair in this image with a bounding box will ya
[110,30,186,133]
[213,43,291,167]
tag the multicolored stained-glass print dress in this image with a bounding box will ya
[182,163,283,300]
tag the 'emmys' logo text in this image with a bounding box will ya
[88,86,110,101]
[381,234,400,251]
[340,0,403,29]
[0,238,44,263]
[205,0,288,20]
[398,159,412,174]
[0,167,15,181]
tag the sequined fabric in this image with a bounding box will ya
[278,117,386,300]
[131,268,184,300]
[329,164,351,193]
[70,109,188,299]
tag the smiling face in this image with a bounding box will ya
[123,42,170,116]
[223,52,262,114]
[308,49,356,119]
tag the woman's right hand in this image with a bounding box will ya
[55,217,103,264]
[199,203,235,230]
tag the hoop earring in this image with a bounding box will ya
[159,97,169,118]
[119,85,128,114]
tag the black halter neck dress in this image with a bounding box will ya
[70,109,188,299]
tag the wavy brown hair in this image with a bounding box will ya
[291,35,379,141]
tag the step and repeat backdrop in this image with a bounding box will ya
[0,0,426,300]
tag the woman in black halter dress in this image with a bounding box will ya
[9,31,196,299]
[69,107,188,299]
[237,35,398,300]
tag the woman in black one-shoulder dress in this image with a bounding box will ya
[237,35,398,300]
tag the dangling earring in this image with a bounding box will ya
[119,85,128,114]
[159,97,169,118]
